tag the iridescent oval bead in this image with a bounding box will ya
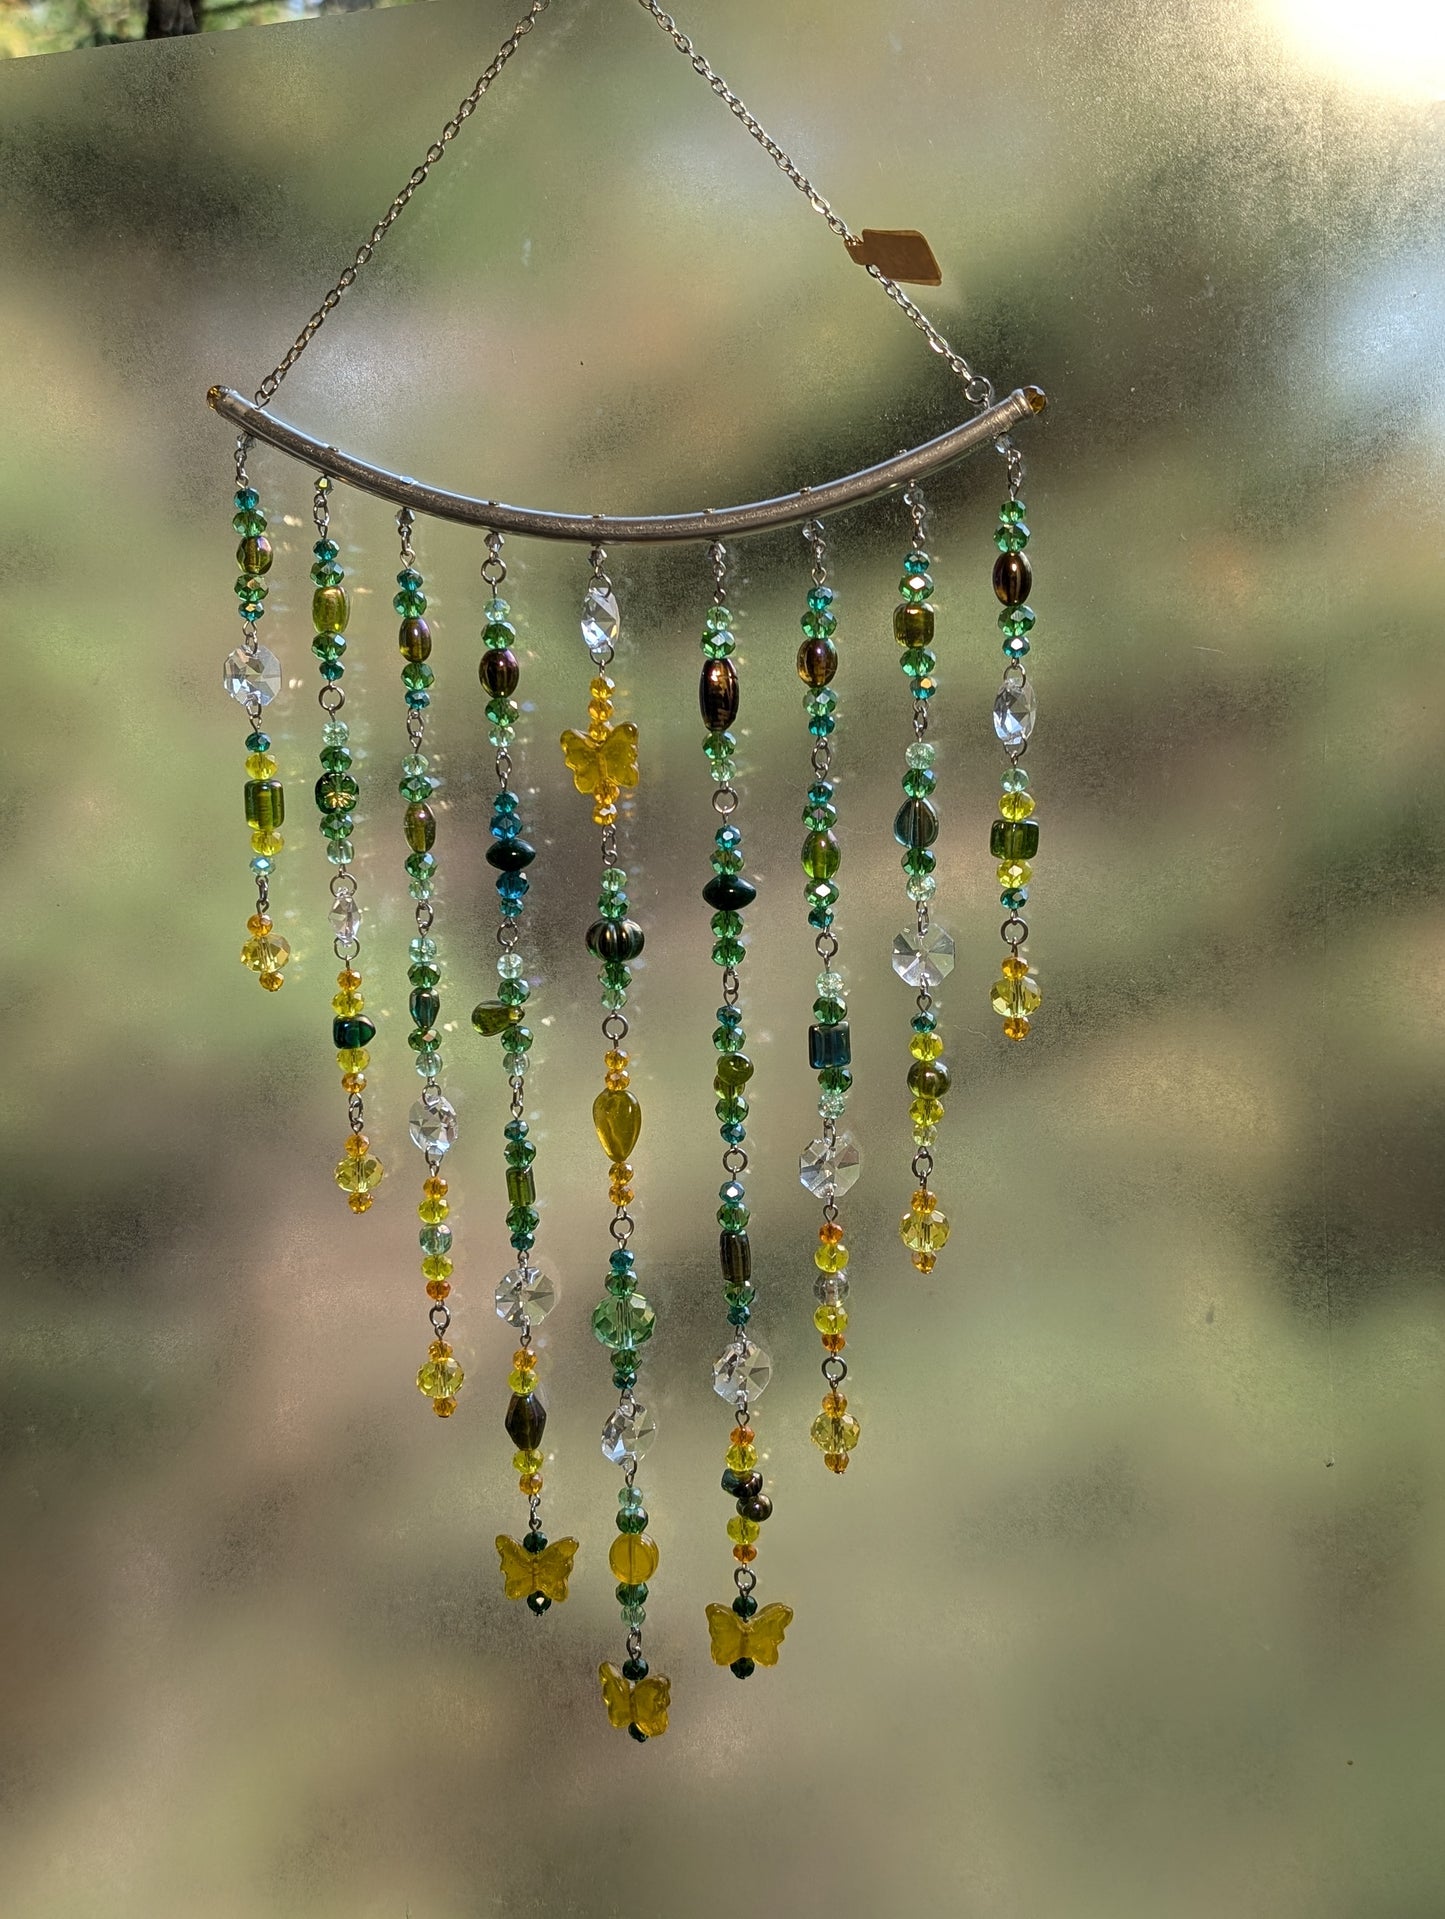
[699,658,740,731]
[801,831,840,881]
[797,637,838,687]
[993,551,1032,605]
[479,648,520,696]
[237,534,273,575]
[313,586,350,634]
[404,803,436,852]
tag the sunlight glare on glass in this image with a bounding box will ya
[1267,0,1445,99]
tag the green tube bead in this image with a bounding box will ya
[313,586,350,635]
[244,779,285,833]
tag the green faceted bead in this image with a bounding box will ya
[995,521,1030,553]
[900,647,935,680]
[901,847,937,877]
[318,745,352,774]
[311,634,344,664]
[1000,498,1027,523]
[712,937,745,967]
[486,695,520,728]
[409,962,441,989]
[813,996,846,1026]
[703,730,736,763]
[399,774,433,802]
[319,813,353,841]
[498,979,529,1006]
[901,768,937,798]
[504,1138,537,1169]
[401,661,435,692]
[500,1025,533,1054]
[591,1292,655,1352]
[800,610,837,640]
[990,818,1039,860]
[710,910,744,939]
[711,848,744,875]
[233,509,266,538]
[801,831,840,880]
[718,1202,750,1232]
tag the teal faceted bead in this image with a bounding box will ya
[900,646,935,680]
[902,768,937,798]
[498,979,529,1006]
[999,604,1035,637]
[995,521,1030,553]
[1000,498,1027,523]
[505,1137,537,1168]
[703,729,736,763]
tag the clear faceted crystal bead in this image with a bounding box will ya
[814,1271,850,1306]
[816,969,845,1000]
[799,1132,862,1199]
[892,925,956,988]
[601,1401,656,1465]
[712,1338,772,1402]
[408,1094,458,1155]
[329,899,362,943]
[497,952,524,979]
[581,583,621,659]
[223,643,280,707]
[906,739,937,770]
[494,1264,557,1326]
[992,673,1037,748]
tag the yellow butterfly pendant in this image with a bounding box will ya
[495,1534,579,1605]
[704,1600,794,1669]
[560,720,640,820]
[599,1661,672,1741]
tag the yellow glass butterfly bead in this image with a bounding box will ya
[704,1600,794,1674]
[560,719,640,825]
[599,1662,672,1741]
[495,1534,580,1606]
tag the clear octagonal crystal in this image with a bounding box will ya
[494,1264,557,1326]
[601,1400,656,1465]
[223,643,280,707]
[408,1094,458,1155]
[892,925,955,988]
[799,1131,861,1199]
[712,1338,772,1402]
[992,674,1037,748]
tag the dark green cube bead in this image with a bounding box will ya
[809,1022,851,1070]
[990,817,1039,860]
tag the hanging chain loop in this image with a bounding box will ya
[252,0,553,406]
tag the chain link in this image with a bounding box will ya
[252,1,553,405]
[636,0,994,406]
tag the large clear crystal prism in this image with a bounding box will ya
[799,1132,861,1199]
[408,1094,458,1155]
[494,1264,557,1326]
[992,674,1037,747]
[892,925,956,988]
[712,1338,772,1402]
[222,643,280,707]
[581,583,621,660]
[601,1400,656,1465]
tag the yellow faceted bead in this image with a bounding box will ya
[999,789,1036,821]
[519,1471,544,1496]
[344,1134,370,1159]
[428,1338,452,1360]
[332,990,365,1016]
[250,828,284,857]
[337,967,363,991]
[507,1366,536,1393]
[997,859,1032,889]
[334,1153,383,1195]
[727,1515,761,1546]
[810,1410,862,1454]
[259,972,284,992]
[513,1448,543,1473]
[1001,953,1028,980]
[512,1348,537,1372]
[246,912,272,935]
[814,1240,849,1273]
[910,1095,945,1130]
[608,1181,634,1207]
[421,1254,453,1281]
[433,1397,457,1418]
[347,1192,373,1214]
[608,1532,660,1583]
[341,1070,366,1093]
[593,1088,642,1161]
[814,1302,848,1337]
[912,1250,938,1274]
[991,972,1042,1018]
[418,1355,463,1404]
[1003,1016,1031,1041]
[337,1049,370,1076]
[589,674,614,703]
[910,1031,944,1062]
[425,1279,451,1301]
[824,1452,850,1474]
[725,1442,758,1472]
[821,1390,848,1417]
[244,750,277,779]
[604,1049,629,1077]
[240,932,290,974]
[418,1196,449,1225]
[899,1202,950,1254]
[733,1543,758,1564]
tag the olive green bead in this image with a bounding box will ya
[472,999,520,1037]
[244,779,285,833]
[237,535,273,576]
[797,637,838,687]
[313,586,350,635]
[714,1052,754,1091]
[801,831,840,881]
[907,1059,950,1099]
[990,818,1039,860]
[894,602,935,647]
[398,617,431,662]
[404,803,436,852]
[506,1166,537,1209]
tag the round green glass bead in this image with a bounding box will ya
[233,509,266,538]
[409,962,440,989]
[498,980,529,1007]
[901,768,937,797]
[401,662,434,692]
[999,604,1035,637]
[800,610,837,640]
[900,647,936,680]
[713,937,745,967]
[319,745,352,774]
[486,696,520,728]
[315,772,359,814]
[899,570,933,603]
[714,1052,754,1090]
[901,847,936,877]
[710,911,744,939]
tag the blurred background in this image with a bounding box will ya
[0,0,419,60]
[1,1,1443,1914]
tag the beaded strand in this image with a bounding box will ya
[889,488,953,1274]
[794,522,863,1474]
[989,447,1044,1039]
[306,477,384,1217]
[226,443,291,993]
[560,552,670,1739]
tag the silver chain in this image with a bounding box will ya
[252,0,553,405]
[636,0,994,408]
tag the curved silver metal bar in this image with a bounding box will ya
[208,384,1046,544]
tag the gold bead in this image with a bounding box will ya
[347,1192,373,1213]
[1002,1016,1031,1041]
[518,1471,544,1496]
[425,1278,451,1301]
[337,968,363,991]
[433,1397,457,1418]
[258,972,284,992]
